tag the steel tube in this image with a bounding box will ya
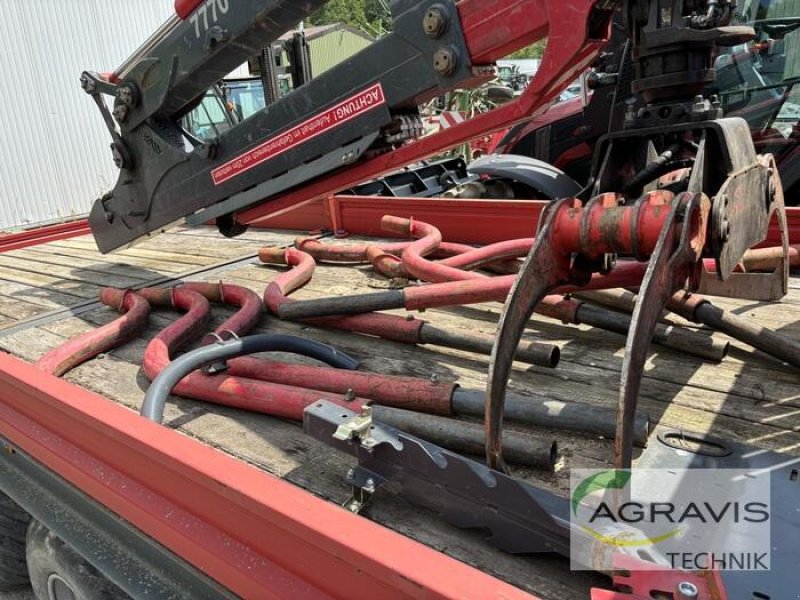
[294,237,481,265]
[132,287,369,424]
[278,261,653,319]
[370,405,557,471]
[263,247,558,366]
[451,389,650,447]
[228,359,456,416]
[142,334,360,423]
[181,282,263,343]
[741,243,800,272]
[419,323,560,368]
[36,289,151,377]
[583,289,795,366]
[575,302,729,361]
[674,297,800,368]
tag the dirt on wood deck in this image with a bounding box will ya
[0,226,798,599]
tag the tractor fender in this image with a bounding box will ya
[468,154,582,200]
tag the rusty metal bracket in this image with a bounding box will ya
[486,198,581,472]
[696,155,789,301]
[615,191,710,469]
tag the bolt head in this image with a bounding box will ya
[676,581,698,599]
[423,6,447,38]
[433,47,457,77]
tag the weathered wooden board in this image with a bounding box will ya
[0,227,797,599]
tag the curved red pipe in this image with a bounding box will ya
[376,217,588,321]
[35,289,151,377]
[104,287,365,421]
[294,236,480,264]
[437,238,532,272]
[178,280,456,415]
[382,216,444,282]
[261,247,427,344]
[295,236,411,263]
[261,247,560,367]
[181,282,264,343]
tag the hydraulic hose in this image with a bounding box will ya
[141,334,359,423]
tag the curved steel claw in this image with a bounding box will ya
[486,199,578,472]
[615,192,710,469]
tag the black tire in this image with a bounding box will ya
[0,492,31,591]
[26,520,130,600]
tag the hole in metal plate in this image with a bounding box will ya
[657,431,732,457]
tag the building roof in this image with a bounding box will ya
[278,23,374,44]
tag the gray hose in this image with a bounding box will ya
[142,334,360,423]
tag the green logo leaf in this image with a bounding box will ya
[571,470,631,515]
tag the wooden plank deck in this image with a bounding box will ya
[0,226,798,599]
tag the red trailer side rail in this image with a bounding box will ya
[0,353,536,599]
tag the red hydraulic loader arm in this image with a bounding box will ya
[82,0,612,251]
[238,0,610,228]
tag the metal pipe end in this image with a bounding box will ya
[99,287,129,312]
[545,440,559,471]
[381,215,413,236]
[516,342,561,368]
[258,247,289,265]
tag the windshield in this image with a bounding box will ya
[713,0,800,166]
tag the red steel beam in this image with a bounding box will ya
[0,219,91,253]
[0,354,536,600]
[327,195,549,244]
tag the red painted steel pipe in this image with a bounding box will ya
[35,289,150,377]
[181,282,263,343]
[183,281,457,416]
[261,247,559,366]
[742,243,800,272]
[382,216,443,281]
[102,287,366,420]
[261,246,427,344]
[279,260,654,320]
[380,215,529,282]
[229,359,456,416]
[295,236,412,263]
[301,234,519,275]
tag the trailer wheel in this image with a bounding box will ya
[26,520,130,600]
[0,492,31,591]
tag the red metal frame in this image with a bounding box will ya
[246,195,800,250]
[0,219,91,253]
[327,195,549,243]
[0,353,537,599]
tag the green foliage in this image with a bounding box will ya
[508,39,547,59]
[308,0,391,34]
